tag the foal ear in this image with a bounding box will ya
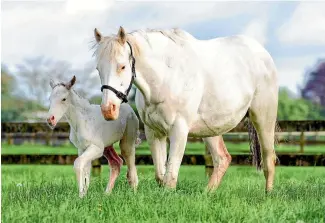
[94,28,102,43]
[50,79,56,89]
[117,26,126,45]
[66,75,76,90]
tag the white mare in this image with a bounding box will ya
[47,76,139,197]
[93,27,278,192]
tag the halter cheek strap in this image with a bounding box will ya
[101,41,136,103]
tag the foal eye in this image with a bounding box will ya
[62,98,66,102]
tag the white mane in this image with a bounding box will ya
[92,28,195,62]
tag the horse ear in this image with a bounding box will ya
[66,75,76,90]
[117,26,126,45]
[50,79,56,89]
[94,28,102,43]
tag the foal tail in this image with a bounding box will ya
[246,113,280,170]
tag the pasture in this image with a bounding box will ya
[2,165,325,222]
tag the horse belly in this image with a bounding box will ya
[189,92,252,137]
[189,110,247,137]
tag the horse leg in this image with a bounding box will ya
[163,118,188,189]
[103,145,123,193]
[74,144,103,198]
[203,136,231,192]
[144,125,167,185]
[249,87,278,192]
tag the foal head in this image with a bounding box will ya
[93,26,137,120]
[47,76,76,128]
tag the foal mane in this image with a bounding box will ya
[92,28,194,62]
[70,89,91,109]
[53,83,91,108]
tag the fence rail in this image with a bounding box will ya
[2,120,325,149]
[2,121,325,175]
[2,120,325,133]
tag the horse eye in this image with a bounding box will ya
[121,66,126,70]
[62,98,66,102]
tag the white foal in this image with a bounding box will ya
[47,76,139,197]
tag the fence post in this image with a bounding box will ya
[204,141,213,177]
[92,159,102,176]
[6,133,13,145]
[45,132,51,146]
[31,133,36,145]
[300,131,305,153]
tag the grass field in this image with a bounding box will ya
[2,165,325,222]
[2,141,325,155]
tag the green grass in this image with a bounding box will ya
[2,165,325,222]
[2,141,325,155]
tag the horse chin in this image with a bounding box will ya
[102,110,119,121]
[103,114,119,121]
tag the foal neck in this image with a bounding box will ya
[64,91,90,131]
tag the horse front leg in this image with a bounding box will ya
[74,144,103,198]
[144,125,167,185]
[163,118,189,189]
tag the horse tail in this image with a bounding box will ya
[246,116,262,170]
[135,130,142,147]
[246,112,280,170]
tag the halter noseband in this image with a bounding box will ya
[100,41,136,103]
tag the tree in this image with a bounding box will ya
[15,56,100,106]
[278,87,325,120]
[1,66,44,121]
[301,59,325,107]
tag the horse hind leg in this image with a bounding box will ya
[203,136,231,192]
[248,88,278,192]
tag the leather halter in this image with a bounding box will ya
[100,41,136,103]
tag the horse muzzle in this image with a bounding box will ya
[46,115,56,129]
[101,103,119,120]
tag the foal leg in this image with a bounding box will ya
[203,136,231,192]
[164,118,189,189]
[74,144,103,198]
[144,125,167,185]
[103,145,123,193]
[120,113,139,190]
[84,161,91,191]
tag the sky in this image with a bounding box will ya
[2,0,325,95]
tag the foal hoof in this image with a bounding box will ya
[79,192,86,198]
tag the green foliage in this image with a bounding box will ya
[1,68,45,122]
[2,165,325,222]
[89,95,101,105]
[278,88,325,120]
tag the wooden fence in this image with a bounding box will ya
[2,121,325,176]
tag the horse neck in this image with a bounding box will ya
[132,35,169,103]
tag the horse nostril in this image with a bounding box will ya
[50,116,55,121]
[112,104,116,112]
